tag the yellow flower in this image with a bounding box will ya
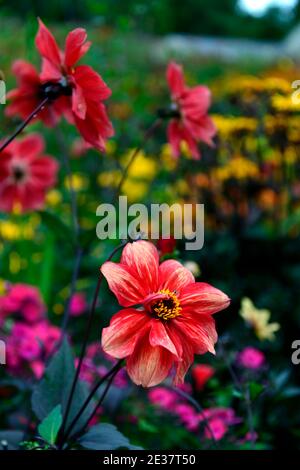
[0,278,6,295]
[121,150,157,180]
[240,297,280,341]
[212,155,259,181]
[46,189,62,207]
[271,94,300,112]
[122,179,149,202]
[64,173,88,192]
[97,170,122,188]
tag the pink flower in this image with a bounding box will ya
[166,62,216,159]
[0,283,45,324]
[0,134,58,213]
[6,321,60,378]
[204,417,228,441]
[200,407,241,441]
[238,347,265,370]
[101,240,230,388]
[70,292,87,317]
[192,364,215,391]
[174,403,200,431]
[148,387,178,411]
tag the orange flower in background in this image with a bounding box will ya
[101,241,230,387]
[166,61,216,160]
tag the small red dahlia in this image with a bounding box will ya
[0,133,58,213]
[166,61,216,160]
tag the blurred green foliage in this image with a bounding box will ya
[1,0,300,40]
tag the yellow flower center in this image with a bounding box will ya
[152,289,182,321]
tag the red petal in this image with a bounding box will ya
[101,308,149,359]
[173,313,218,355]
[167,120,181,158]
[166,62,185,99]
[179,283,230,315]
[121,241,159,294]
[149,319,178,356]
[72,84,87,119]
[73,65,111,101]
[64,28,91,67]
[126,332,174,387]
[35,18,61,68]
[101,261,149,307]
[159,259,194,294]
[14,133,44,160]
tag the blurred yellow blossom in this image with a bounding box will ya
[240,297,280,341]
[212,155,259,181]
[46,189,62,207]
[64,173,88,192]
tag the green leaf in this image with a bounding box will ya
[32,338,93,437]
[0,431,24,450]
[79,424,142,450]
[38,405,62,445]
[249,382,264,400]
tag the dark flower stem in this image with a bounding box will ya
[0,97,49,153]
[60,241,128,440]
[115,118,162,198]
[167,386,218,449]
[60,359,124,447]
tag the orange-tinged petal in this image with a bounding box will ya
[179,282,230,315]
[149,319,178,356]
[101,308,149,359]
[126,333,174,387]
[101,262,148,307]
[121,241,159,293]
[159,259,194,294]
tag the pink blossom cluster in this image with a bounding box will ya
[0,282,60,378]
[148,387,241,441]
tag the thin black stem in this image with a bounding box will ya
[167,386,218,449]
[0,97,49,153]
[59,241,127,440]
[61,359,124,447]
[115,118,162,199]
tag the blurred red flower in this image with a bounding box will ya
[166,61,216,159]
[192,364,215,391]
[7,19,113,151]
[101,240,230,387]
[0,133,58,213]
[5,60,68,126]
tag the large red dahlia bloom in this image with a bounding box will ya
[0,133,58,213]
[166,61,216,160]
[101,241,230,387]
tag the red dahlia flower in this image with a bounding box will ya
[0,133,58,213]
[166,61,216,160]
[5,60,69,126]
[101,241,230,387]
[7,19,113,151]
